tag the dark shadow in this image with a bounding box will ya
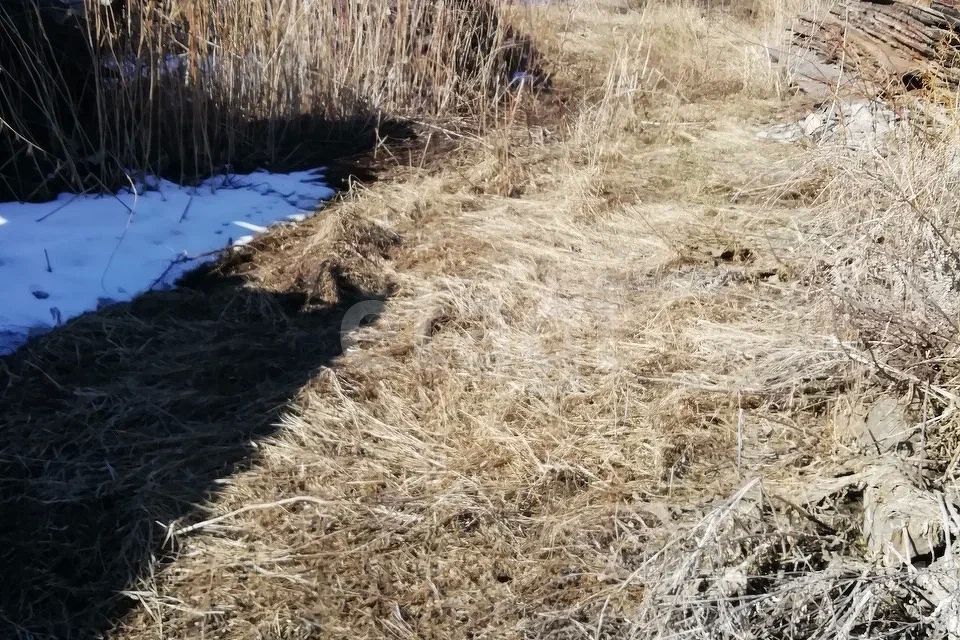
[0,268,388,639]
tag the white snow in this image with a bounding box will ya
[0,168,335,355]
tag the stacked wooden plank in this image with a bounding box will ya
[795,0,960,88]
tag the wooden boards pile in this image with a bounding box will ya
[795,0,960,88]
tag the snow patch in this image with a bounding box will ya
[0,169,335,355]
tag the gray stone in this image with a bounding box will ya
[859,395,917,454]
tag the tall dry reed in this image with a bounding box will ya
[0,0,534,200]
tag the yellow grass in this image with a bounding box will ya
[0,0,530,198]
[8,0,960,637]
[103,1,868,637]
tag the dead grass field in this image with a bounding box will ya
[7,0,960,638]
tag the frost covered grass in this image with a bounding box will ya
[0,0,538,200]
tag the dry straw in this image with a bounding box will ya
[0,0,533,200]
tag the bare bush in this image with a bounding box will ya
[809,127,960,405]
[629,481,931,640]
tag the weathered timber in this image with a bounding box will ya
[799,0,960,89]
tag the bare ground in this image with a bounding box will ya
[2,1,945,638]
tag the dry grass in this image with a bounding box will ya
[0,0,537,200]
[8,0,960,638]
[807,127,960,398]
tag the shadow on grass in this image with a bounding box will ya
[0,267,387,638]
